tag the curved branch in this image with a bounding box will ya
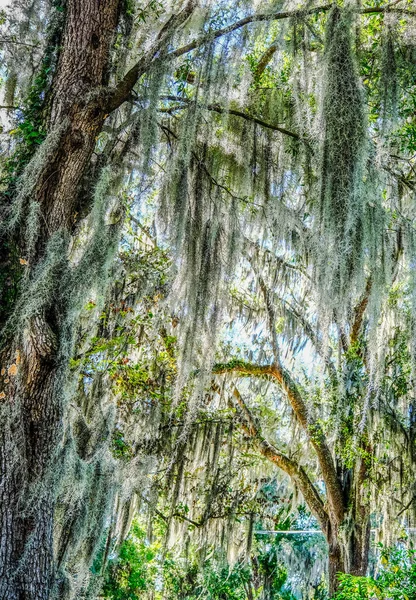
[230,387,329,530]
[204,103,299,141]
[107,3,413,114]
[350,278,372,346]
[214,359,344,525]
[168,4,414,61]
[107,1,196,112]
[168,5,331,61]
[157,121,264,207]
[256,276,344,523]
[254,43,278,80]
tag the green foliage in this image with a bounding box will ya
[103,521,253,600]
[102,522,296,600]
[194,561,253,600]
[334,574,373,600]
[334,546,416,600]
[2,2,416,599]
[136,0,164,23]
[2,40,56,184]
[256,546,293,600]
[111,429,133,461]
[158,556,255,600]
[101,492,323,600]
[385,329,412,401]
[102,522,159,599]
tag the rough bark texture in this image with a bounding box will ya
[0,2,121,598]
[41,0,121,236]
[0,0,376,596]
[328,516,370,596]
[0,1,198,596]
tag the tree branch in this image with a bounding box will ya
[350,278,372,346]
[0,38,40,47]
[254,43,278,80]
[107,1,196,112]
[158,121,263,207]
[129,215,156,246]
[107,3,414,114]
[214,358,344,525]
[167,4,414,61]
[167,5,328,60]
[230,387,329,530]
[160,95,303,142]
[222,277,339,483]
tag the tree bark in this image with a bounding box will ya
[327,517,370,596]
[0,2,121,598]
[0,1,198,596]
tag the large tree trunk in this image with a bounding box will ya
[0,2,120,598]
[323,440,372,596]
[327,500,371,595]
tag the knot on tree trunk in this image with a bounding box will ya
[24,315,57,363]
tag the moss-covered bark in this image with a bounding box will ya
[0,2,121,598]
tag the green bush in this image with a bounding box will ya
[102,522,159,600]
[334,546,416,600]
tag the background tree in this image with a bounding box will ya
[211,238,414,593]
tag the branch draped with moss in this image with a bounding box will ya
[213,359,344,525]
[258,275,344,524]
[350,278,372,346]
[167,4,415,62]
[230,387,329,529]
[158,121,262,207]
[106,2,414,113]
[159,95,304,143]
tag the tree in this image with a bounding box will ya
[212,247,415,593]
[0,2,194,597]
[0,1,415,598]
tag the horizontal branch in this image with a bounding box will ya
[213,360,273,378]
[168,5,333,60]
[158,121,261,207]
[0,38,40,47]
[160,95,302,142]
[168,3,414,61]
[107,2,413,114]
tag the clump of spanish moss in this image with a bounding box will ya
[380,22,398,128]
[316,6,368,310]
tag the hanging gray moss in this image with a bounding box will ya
[380,23,398,127]
[317,6,368,307]
[2,2,416,598]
